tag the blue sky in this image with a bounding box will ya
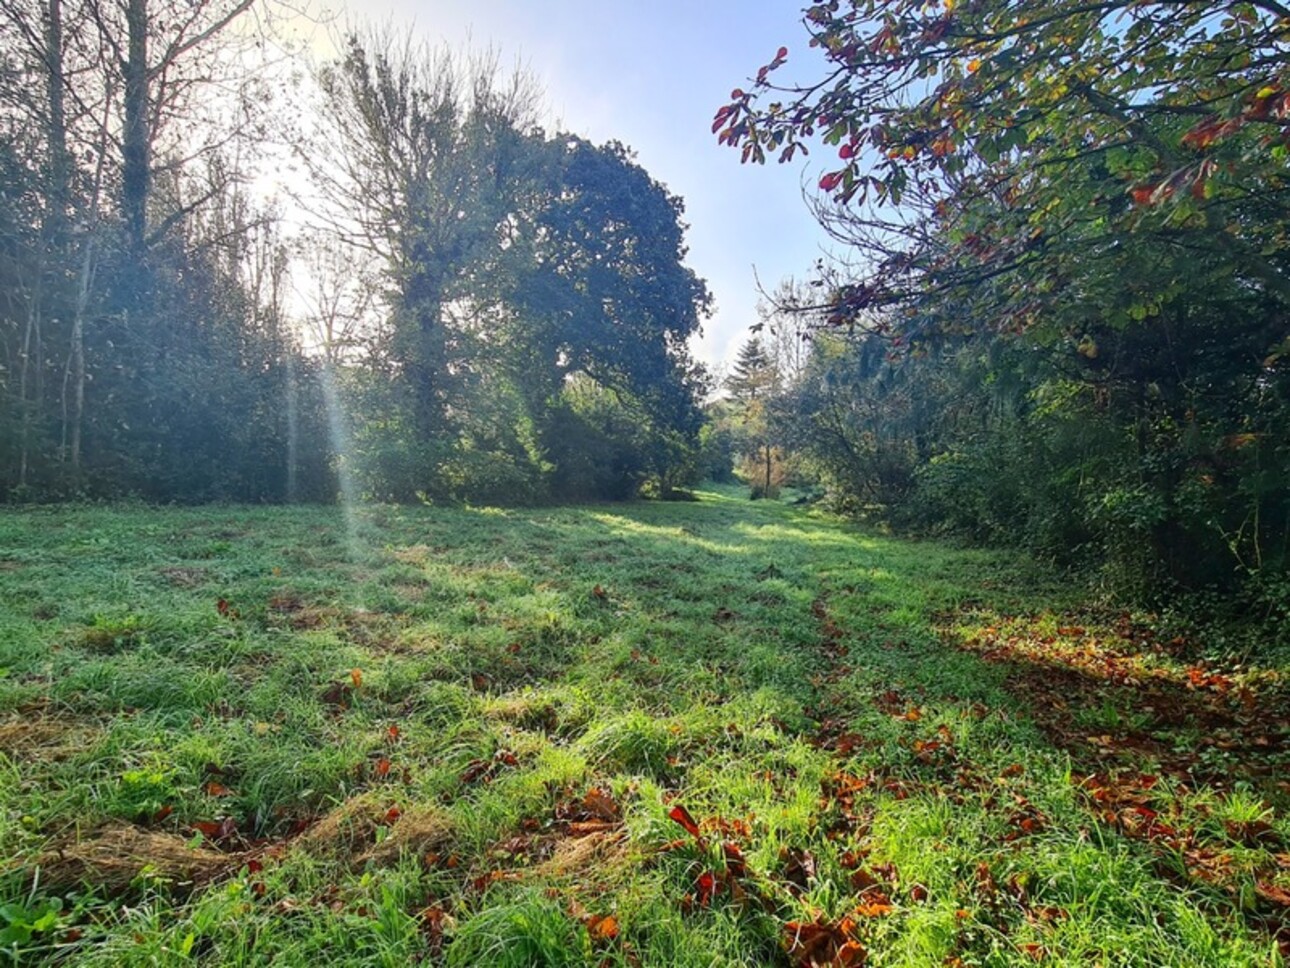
[317,0,838,370]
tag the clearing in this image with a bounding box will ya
[0,490,1287,966]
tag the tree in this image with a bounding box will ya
[724,337,785,497]
[716,2,1290,600]
[310,32,542,442]
[716,1,1290,326]
[311,35,712,501]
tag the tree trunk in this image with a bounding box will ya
[46,0,69,225]
[61,234,95,474]
[123,0,150,251]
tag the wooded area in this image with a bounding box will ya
[715,0,1290,624]
[0,2,710,506]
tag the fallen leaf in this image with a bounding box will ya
[668,803,703,840]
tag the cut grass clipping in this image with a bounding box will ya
[1,487,1287,965]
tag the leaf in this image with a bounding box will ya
[586,913,619,941]
[350,668,363,689]
[204,781,234,797]
[695,870,717,907]
[667,803,703,839]
[854,897,894,917]
[1256,881,1290,906]
[193,817,238,844]
[374,757,392,778]
[582,787,621,822]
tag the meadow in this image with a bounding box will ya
[1,489,1287,966]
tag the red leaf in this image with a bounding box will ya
[668,803,703,839]
[384,806,402,824]
[696,870,717,907]
[153,804,174,823]
[216,598,230,616]
[193,817,238,844]
[374,757,392,778]
[386,724,401,742]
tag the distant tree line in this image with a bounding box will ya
[718,1,1290,618]
[0,5,710,504]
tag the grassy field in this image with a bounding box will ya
[1,489,1287,966]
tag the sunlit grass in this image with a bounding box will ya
[0,493,1285,965]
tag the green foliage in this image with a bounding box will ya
[718,0,1290,606]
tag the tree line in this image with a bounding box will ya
[717,0,1290,618]
[0,3,711,504]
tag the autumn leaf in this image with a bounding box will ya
[695,870,717,907]
[350,667,363,689]
[582,787,621,822]
[854,896,894,917]
[204,781,234,797]
[667,803,703,840]
[374,757,392,778]
[586,913,619,941]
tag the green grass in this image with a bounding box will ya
[0,488,1286,965]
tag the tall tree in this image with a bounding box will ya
[310,33,542,440]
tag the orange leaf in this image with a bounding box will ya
[205,781,234,797]
[587,914,619,940]
[350,668,363,689]
[854,898,894,917]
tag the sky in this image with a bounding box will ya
[293,0,839,371]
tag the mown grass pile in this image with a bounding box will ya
[1,489,1287,965]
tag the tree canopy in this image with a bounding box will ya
[716,1,1290,324]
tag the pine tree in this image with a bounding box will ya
[724,338,776,402]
